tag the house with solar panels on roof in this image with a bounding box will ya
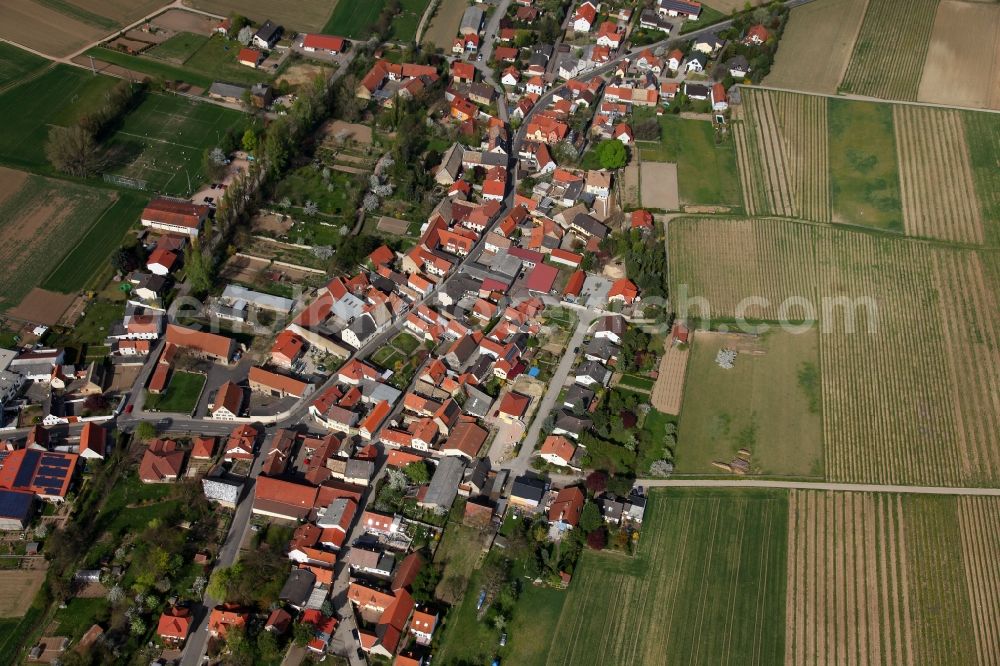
[0,448,78,506]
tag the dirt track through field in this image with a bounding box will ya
[650,344,688,415]
[894,106,983,243]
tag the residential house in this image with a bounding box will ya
[253,20,282,49]
[539,435,577,467]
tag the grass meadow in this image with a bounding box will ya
[547,488,788,666]
[0,65,119,170]
[638,115,742,207]
[324,0,387,38]
[828,98,903,231]
[675,329,824,477]
[0,42,48,89]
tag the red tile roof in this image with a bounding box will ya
[548,486,585,525]
[303,34,346,51]
[498,391,530,417]
[212,381,243,417]
[165,324,234,360]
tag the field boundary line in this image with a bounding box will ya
[633,479,1000,495]
[741,83,1000,115]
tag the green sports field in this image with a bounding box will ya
[0,65,119,170]
[546,488,788,666]
[105,93,247,196]
[0,42,48,89]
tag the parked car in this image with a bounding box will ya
[499,633,507,647]
[477,588,487,610]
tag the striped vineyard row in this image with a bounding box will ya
[894,106,984,243]
[786,492,994,665]
[816,229,964,485]
[667,217,818,322]
[840,0,940,101]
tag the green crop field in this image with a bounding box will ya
[0,65,118,169]
[675,329,823,477]
[324,0,387,38]
[105,93,247,196]
[547,488,788,666]
[0,43,48,89]
[964,111,1000,246]
[0,169,117,309]
[42,192,147,293]
[828,98,903,230]
[638,115,741,207]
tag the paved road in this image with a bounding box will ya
[633,479,1000,496]
[503,310,598,478]
[180,434,268,666]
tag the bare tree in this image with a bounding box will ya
[45,126,101,177]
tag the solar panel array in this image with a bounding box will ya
[34,453,72,496]
[13,450,40,488]
[0,489,33,520]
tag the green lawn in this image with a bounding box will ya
[44,300,123,361]
[675,328,823,477]
[323,0,388,38]
[393,0,433,41]
[145,371,206,413]
[828,98,902,231]
[433,523,488,604]
[42,192,146,294]
[617,374,654,391]
[274,165,361,217]
[105,93,247,196]
[391,331,420,354]
[639,115,741,207]
[147,32,210,64]
[0,65,119,169]
[53,598,110,640]
[681,4,728,33]
[0,42,48,89]
[503,584,567,666]
[546,488,788,666]
[89,35,273,90]
[435,568,500,665]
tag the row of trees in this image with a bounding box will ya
[45,80,144,177]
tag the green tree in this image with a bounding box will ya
[293,621,314,647]
[596,140,628,170]
[134,421,157,442]
[403,461,430,485]
[241,128,258,153]
[184,240,213,295]
[579,501,602,534]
